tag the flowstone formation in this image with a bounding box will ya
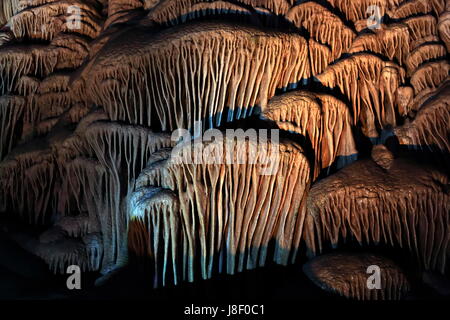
[305,145,450,273]
[303,252,411,300]
[0,0,449,299]
[129,135,310,286]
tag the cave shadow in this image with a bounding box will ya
[122,239,341,302]
[101,234,449,301]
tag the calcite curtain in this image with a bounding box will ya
[0,0,449,298]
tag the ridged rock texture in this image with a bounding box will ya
[303,252,411,300]
[395,79,450,154]
[129,135,310,286]
[260,91,357,178]
[305,151,450,273]
[0,0,449,293]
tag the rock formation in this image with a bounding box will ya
[0,0,448,298]
[304,154,450,272]
[303,252,411,300]
[129,135,310,285]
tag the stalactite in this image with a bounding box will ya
[303,253,411,300]
[239,0,293,15]
[146,0,252,26]
[0,109,103,226]
[0,96,26,160]
[0,0,448,286]
[328,0,401,23]
[286,2,356,60]
[1,109,173,273]
[50,34,90,70]
[14,76,40,96]
[317,54,405,138]
[395,86,414,117]
[104,0,144,28]
[261,91,357,179]
[304,158,450,273]
[411,35,441,51]
[0,142,56,224]
[146,0,294,18]
[55,157,107,271]
[0,35,91,138]
[128,134,311,286]
[12,74,87,139]
[0,0,107,275]
[66,102,92,125]
[56,210,100,238]
[406,43,447,75]
[0,0,20,26]
[390,0,445,19]
[354,19,370,33]
[395,80,450,154]
[31,73,88,134]
[134,148,173,190]
[4,223,102,274]
[128,187,180,287]
[0,35,89,96]
[0,26,14,46]
[438,11,450,52]
[309,39,333,75]
[348,24,410,66]
[408,86,440,116]
[34,74,71,121]
[87,21,311,131]
[82,232,103,271]
[36,234,93,274]
[11,0,102,41]
[403,15,438,45]
[0,44,55,95]
[18,0,68,9]
[6,0,95,140]
[410,60,450,94]
[74,120,174,271]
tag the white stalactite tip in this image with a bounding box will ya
[128,134,311,286]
